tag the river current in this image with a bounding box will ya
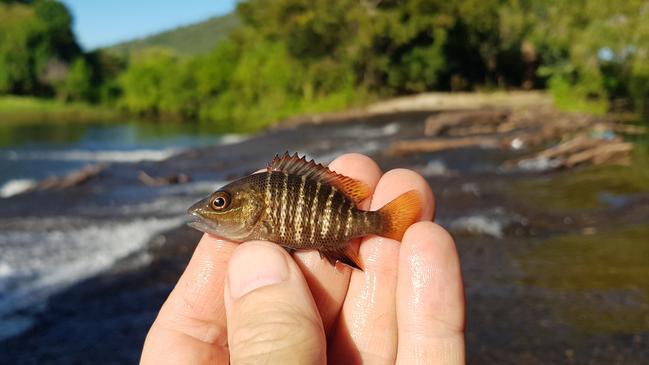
[0,120,242,340]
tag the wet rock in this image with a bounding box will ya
[138,171,191,186]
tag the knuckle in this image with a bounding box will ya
[230,303,323,363]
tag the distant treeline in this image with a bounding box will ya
[1,0,648,129]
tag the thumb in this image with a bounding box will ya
[225,241,326,365]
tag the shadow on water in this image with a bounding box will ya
[513,155,649,211]
[503,136,649,357]
[520,225,649,334]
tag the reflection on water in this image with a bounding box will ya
[0,119,241,341]
[521,225,649,334]
[0,120,244,185]
[0,119,230,148]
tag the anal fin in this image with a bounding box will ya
[320,246,364,271]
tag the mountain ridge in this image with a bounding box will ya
[103,12,238,57]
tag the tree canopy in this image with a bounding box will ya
[1,0,648,128]
[0,0,80,96]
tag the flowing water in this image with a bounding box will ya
[0,114,648,363]
[0,120,244,341]
[0,120,243,192]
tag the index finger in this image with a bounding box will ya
[141,234,236,364]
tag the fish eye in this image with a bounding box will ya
[210,192,230,210]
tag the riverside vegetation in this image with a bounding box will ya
[1,0,648,129]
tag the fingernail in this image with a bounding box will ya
[228,241,289,298]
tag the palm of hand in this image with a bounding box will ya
[141,154,465,364]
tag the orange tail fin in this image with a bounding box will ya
[378,190,422,241]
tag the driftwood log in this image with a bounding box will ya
[138,171,190,186]
[36,163,107,190]
[505,136,633,170]
[390,107,638,170]
[564,142,633,167]
[387,136,500,155]
[608,123,647,135]
[424,110,509,136]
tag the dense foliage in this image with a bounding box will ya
[1,0,648,129]
[0,0,79,96]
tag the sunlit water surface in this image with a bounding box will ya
[0,120,242,340]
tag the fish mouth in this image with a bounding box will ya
[186,209,221,236]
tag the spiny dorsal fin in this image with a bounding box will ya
[268,152,371,205]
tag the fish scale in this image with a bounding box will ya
[188,152,422,270]
[265,172,351,249]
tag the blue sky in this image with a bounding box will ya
[59,0,238,50]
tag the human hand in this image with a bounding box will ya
[140,153,465,364]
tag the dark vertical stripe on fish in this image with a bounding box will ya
[279,172,289,239]
[272,172,283,231]
[284,174,295,239]
[300,176,315,245]
[333,193,346,243]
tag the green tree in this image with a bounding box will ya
[58,57,93,102]
[0,2,42,93]
[522,0,649,113]
[111,0,649,128]
[199,39,299,129]
[0,0,80,95]
[192,41,239,99]
[117,48,177,116]
[84,50,126,104]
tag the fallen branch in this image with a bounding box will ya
[564,142,633,168]
[504,137,633,170]
[36,163,107,190]
[387,136,500,156]
[424,110,509,136]
[138,171,190,186]
[609,124,647,135]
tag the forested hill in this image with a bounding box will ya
[103,13,238,57]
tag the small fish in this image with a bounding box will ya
[187,152,421,270]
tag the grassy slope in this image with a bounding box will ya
[104,13,238,57]
[0,96,120,123]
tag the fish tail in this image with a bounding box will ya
[378,190,421,241]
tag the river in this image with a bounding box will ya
[0,113,648,364]
[0,120,242,192]
[0,120,245,341]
